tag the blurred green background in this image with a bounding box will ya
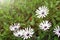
[0,0,60,40]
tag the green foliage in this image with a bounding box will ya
[0,0,60,40]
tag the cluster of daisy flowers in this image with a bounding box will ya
[9,23,34,40]
[35,6,60,37]
[9,5,60,40]
[35,6,51,31]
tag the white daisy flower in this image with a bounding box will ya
[22,27,34,39]
[39,20,51,31]
[36,6,49,18]
[13,29,25,37]
[53,26,60,37]
[9,23,20,31]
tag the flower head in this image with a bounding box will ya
[53,26,60,37]
[39,20,51,31]
[22,27,34,39]
[36,6,49,18]
[13,29,25,37]
[9,23,20,31]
